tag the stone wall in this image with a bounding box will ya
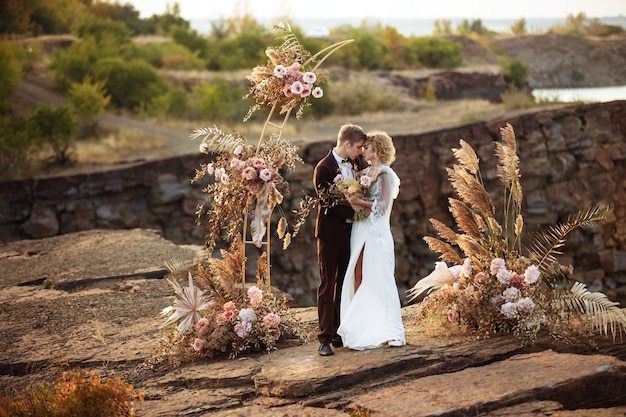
[2,100,626,307]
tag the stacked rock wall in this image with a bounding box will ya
[1,100,625,307]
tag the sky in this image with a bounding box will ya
[126,0,626,20]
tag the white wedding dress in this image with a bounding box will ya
[337,165,406,350]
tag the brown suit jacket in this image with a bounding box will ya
[314,151,367,241]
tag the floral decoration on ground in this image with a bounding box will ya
[159,240,312,360]
[408,123,626,345]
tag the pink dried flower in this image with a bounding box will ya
[242,166,258,180]
[234,321,252,338]
[447,309,459,323]
[239,308,257,323]
[247,286,263,306]
[502,287,520,303]
[300,84,311,97]
[360,175,372,187]
[509,272,525,289]
[192,338,205,351]
[303,71,317,84]
[283,85,293,97]
[490,258,506,274]
[273,65,287,78]
[252,158,266,169]
[474,271,488,283]
[290,81,304,95]
[233,144,243,155]
[259,168,272,182]
[206,163,214,175]
[199,143,209,154]
[524,265,540,284]
[312,87,323,98]
[224,301,236,311]
[223,309,236,321]
[263,312,281,328]
[196,317,210,330]
[221,174,230,184]
[496,268,512,285]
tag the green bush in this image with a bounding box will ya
[405,37,462,68]
[499,57,529,89]
[134,42,205,70]
[27,104,76,165]
[327,78,401,116]
[74,18,132,45]
[94,58,169,110]
[571,68,584,83]
[192,78,248,122]
[170,25,210,59]
[146,87,189,118]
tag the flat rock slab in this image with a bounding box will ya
[348,350,626,416]
[0,228,202,288]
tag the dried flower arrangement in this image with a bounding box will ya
[156,24,352,360]
[408,123,626,345]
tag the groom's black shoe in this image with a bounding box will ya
[318,343,334,356]
[331,337,343,348]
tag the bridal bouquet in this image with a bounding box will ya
[332,171,372,221]
[408,123,626,345]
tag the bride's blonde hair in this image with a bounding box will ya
[366,130,396,165]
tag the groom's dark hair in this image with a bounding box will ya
[337,123,366,146]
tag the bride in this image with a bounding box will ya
[337,130,406,350]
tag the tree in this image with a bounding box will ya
[94,58,169,110]
[511,18,528,35]
[27,105,76,165]
[68,77,111,135]
[433,19,453,36]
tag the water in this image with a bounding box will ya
[190,16,626,37]
[532,86,626,103]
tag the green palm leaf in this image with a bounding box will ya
[553,281,626,341]
[529,204,612,272]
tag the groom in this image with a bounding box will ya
[313,123,366,356]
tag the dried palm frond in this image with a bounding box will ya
[529,204,613,273]
[424,236,463,265]
[456,234,490,268]
[430,218,461,245]
[447,166,495,217]
[164,254,198,275]
[449,198,482,240]
[452,139,480,175]
[190,127,249,154]
[553,282,626,341]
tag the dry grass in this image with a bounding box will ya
[74,128,167,164]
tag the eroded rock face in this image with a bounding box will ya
[1,229,626,416]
